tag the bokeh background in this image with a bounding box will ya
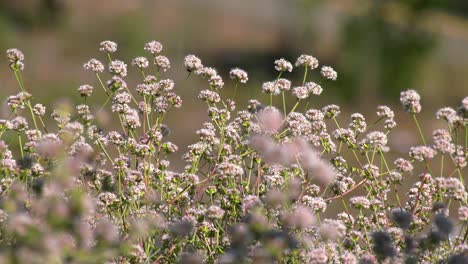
[0,0,467,166]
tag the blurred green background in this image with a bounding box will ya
[0,0,467,156]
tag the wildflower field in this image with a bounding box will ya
[0,40,466,263]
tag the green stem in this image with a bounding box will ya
[13,71,39,131]
[289,100,301,114]
[282,91,287,117]
[412,114,427,146]
[302,65,308,85]
[440,155,444,177]
[95,73,110,96]
[17,133,24,159]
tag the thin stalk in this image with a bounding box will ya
[412,114,426,146]
[13,71,39,131]
[95,73,110,96]
[302,65,308,85]
[282,91,287,117]
[17,133,24,159]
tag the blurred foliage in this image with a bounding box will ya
[338,2,435,102]
[0,0,64,29]
[0,0,466,108]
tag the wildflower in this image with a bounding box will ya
[436,107,458,124]
[393,158,413,172]
[99,40,117,53]
[144,40,163,54]
[331,175,354,194]
[321,66,337,80]
[97,192,119,209]
[206,205,225,220]
[217,161,243,177]
[384,119,397,130]
[362,164,379,179]
[6,49,25,71]
[78,84,93,97]
[458,206,468,222]
[25,129,41,142]
[377,105,395,119]
[435,177,466,201]
[319,219,346,241]
[306,248,328,264]
[256,106,283,134]
[365,131,388,150]
[302,196,327,213]
[341,253,358,264]
[184,54,203,72]
[113,92,132,105]
[295,54,319,69]
[432,129,455,154]
[400,89,422,114]
[166,92,183,108]
[107,76,127,91]
[162,142,178,154]
[286,112,311,136]
[284,206,316,229]
[350,196,370,209]
[242,195,262,214]
[349,113,367,133]
[108,60,127,77]
[33,104,46,116]
[458,96,468,118]
[261,81,280,95]
[274,58,293,72]
[306,82,323,95]
[305,109,324,121]
[198,89,220,103]
[292,86,309,99]
[131,57,149,69]
[333,128,356,145]
[209,75,224,89]
[7,95,23,110]
[83,58,104,73]
[6,48,24,62]
[154,55,171,72]
[229,68,248,83]
[409,146,436,161]
[123,109,141,129]
[196,67,217,79]
[158,79,175,91]
[10,116,28,131]
[322,104,341,118]
[130,244,148,262]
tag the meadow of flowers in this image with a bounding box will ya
[0,40,466,263]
